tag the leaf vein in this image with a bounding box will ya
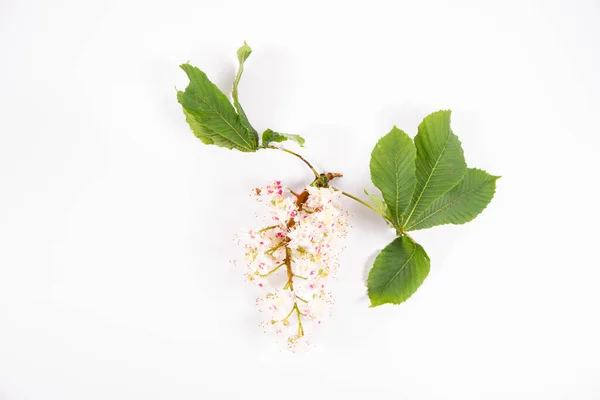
[403,135,451,228]
[189,91,252,149]
[382,241,418,291]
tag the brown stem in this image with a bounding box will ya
[267,146,319,178]
[284,247,294,291]
[270,146,387,222]
[282,189,310,291]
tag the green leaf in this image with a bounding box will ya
[367,236,430,307]
[262,129,306,147]
[406,168,499,231]
[181,107,215,145]
[369,127,416,228]
[232,42,259,140]
[177,63,258,152]
[403,110,467,228]
[364,188,392,220]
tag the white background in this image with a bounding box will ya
[1,0,599,398]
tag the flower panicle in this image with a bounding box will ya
[239,180,348,350]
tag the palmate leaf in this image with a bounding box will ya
[365,111,498,307]
[406,168,499,231]
[367,236,430,307]
[262,129,306,147]
[177,63,258,152]
[369,127,416,227]
[232,42,259,139]
[402,110,467,229]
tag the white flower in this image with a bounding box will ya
[256,289,296,319]
[239,181,348,349]
[305,186,339,211]
[291,253,318,279]
[271,196,298,223]
[297,285,333,322]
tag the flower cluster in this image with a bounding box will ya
[239,180,348,350]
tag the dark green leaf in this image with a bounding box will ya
[232,42,259,141]
[177,63,258,152]
[370,127,416,227]
[262,129,305,147]
[407,168,499,231]
[403,110,467,228]
[368,236,430,307]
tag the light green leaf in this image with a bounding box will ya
[370,127,416,228]
[262,129,306,147]
[368,236,430,307]
[364,188,391,220]
[177,63,258,152]
[403,110,467,228]
[181,107,215,145]
[407,168,499,231]
[232,42,259,140]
